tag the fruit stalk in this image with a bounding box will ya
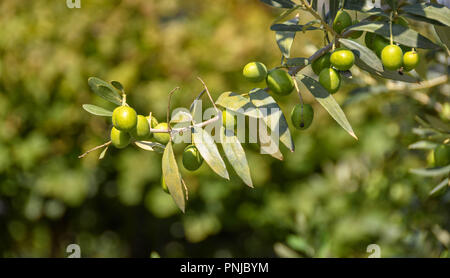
[78,141,111,159]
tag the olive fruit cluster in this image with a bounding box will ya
[243,62,294,96]
[313,48,354,95]
[364,17,419,72]
[110,105,161,148]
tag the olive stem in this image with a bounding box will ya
[166,86,181,131]
[300,0,337,37]
[389,11,394,45]
[78,141,111,159]
[121,93,127,106]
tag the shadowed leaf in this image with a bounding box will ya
[354,56,419,83]
[162,142,185,212]
[275,17,299,58]
[296,74,357,140]
[401,2,450,27]
[260,0,296,9]
[339,39,383,72]
[193,126,229,180]
[88,77,122,105]
[220,127,253,187]
[216,92,262,118]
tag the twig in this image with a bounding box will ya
[300,0,337,37]
[166,87,180,128]
[79,141,111,158]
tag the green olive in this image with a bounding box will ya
[153,122,171,145]
[364,32,376,50]
[182,144,203,171]
[312,53,331,75]
[266,69,294,96]
[243,62,268,82]
[130,115,150,140]
[402,50,419,72]
[319,68,341,94]
[333,10,352,34]
[291,103,314,130]
[434,144,450,167]
[330,48,355,71]
[381,45,403,71]
[110,127,131,149]
[112,105,137,131]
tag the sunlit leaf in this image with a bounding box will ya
[193,126,229,180]
[429,178,449,196]
[275,17,299,58]
[220,127,253,187]
[170,110,193,124]
[346,21,439,49]
[135,141,165,153]
[88,77,122,105]
[401,2,450,27]
[99,146,108,160]
[162,141,185,212]
[249,88,294,152]
[339,39,383,72]
[82,104,113,117]
[216,92,262,118]
[257,119,284,160]
[295,74,357,140]
[410,165,450,177]
[408,140,439,150]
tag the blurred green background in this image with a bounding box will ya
[0,0,448,258]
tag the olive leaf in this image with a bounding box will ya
[343,0,386,16]
[249,88,294,152]
[82,104,113,117]
[354,56,419,83]
[99,146,109,160]
[275,17,299,58]
[346,21,439,49]
[270,24,321,32]
[88,77,122,105]
[260,0,296,9]
[162,141,185,212]
[192,126,229,180]
[410,165,450,177]
[285,57,309,67]
[408,140,439,150]
[272,5,300,24]
[170,110,193,124]
[402,13,446,26]
[216,92,263,118]
[295,74,358,140]
[257,119,284,161]
[401,2,450,27]
[111,80,124,92]
[429,178,449,196]
[220,127,253,188]
[339,39,383,72]
[134,141,165,153]
[434,26,450,49]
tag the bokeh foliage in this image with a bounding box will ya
[0,0,448,257]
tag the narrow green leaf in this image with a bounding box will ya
[170,110,193,124]
[216,92,262,118]
[193,126,229,180]
[272,5,300,24]
[110,80,124,92]
[162,142,185,212]
[220,127,253,187]
[434,26,450,49]
[295,74,357,140]
[424,114,450,133]
[410,165,450,177]
[339,39,383,72]
[99,146,108,160]
[260,0,295,9]
[408,140,439,150]
[258,120,284,160]
[249,88,294,152]
[354,56,419,83]
[429,178,449,196]
[275,17,299,58]
[346,21,439,49]
[401,3,450,27]
[82,104,113,117]
[135,141,165,153]
[284,57,309,67]
[88,77,122,105]
[344,0,387,16]
[271,24,321,32]
[402,13,446,26]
